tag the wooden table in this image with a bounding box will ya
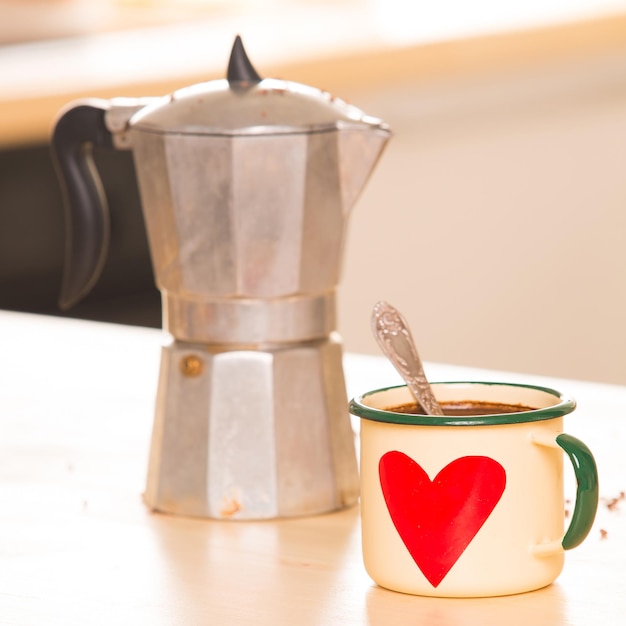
[0,310,624,624]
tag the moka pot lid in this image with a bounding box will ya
[130,36,388,137]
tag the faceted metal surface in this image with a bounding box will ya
[128,122,389,340]
[144,334,359,520]
[130,126,389,298]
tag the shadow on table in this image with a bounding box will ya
[366,581,565,626]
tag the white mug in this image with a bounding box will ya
[350,382,599,598]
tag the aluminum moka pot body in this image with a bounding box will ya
[52,37,390,519]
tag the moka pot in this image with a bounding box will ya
[51,37,391,519]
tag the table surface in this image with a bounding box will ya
[0,310,624,625]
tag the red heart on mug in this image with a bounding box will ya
[379,451,506,587]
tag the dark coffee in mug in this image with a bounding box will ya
[388,401,535,416]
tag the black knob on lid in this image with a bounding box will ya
[227,35,262,86]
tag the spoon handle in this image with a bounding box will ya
[371,301,444,416]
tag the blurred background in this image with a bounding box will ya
[1,0,626,384]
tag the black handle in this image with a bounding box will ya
[51,101,115,310]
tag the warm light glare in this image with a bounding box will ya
[369,0,626,43]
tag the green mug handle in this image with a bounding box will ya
[556,433,599,550]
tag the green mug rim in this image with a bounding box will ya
[349,381,576,426]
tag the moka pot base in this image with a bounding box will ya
[144,332,359,520]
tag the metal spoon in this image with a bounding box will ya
[371,301,444,416]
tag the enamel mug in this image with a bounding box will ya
[349,382,599,597]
